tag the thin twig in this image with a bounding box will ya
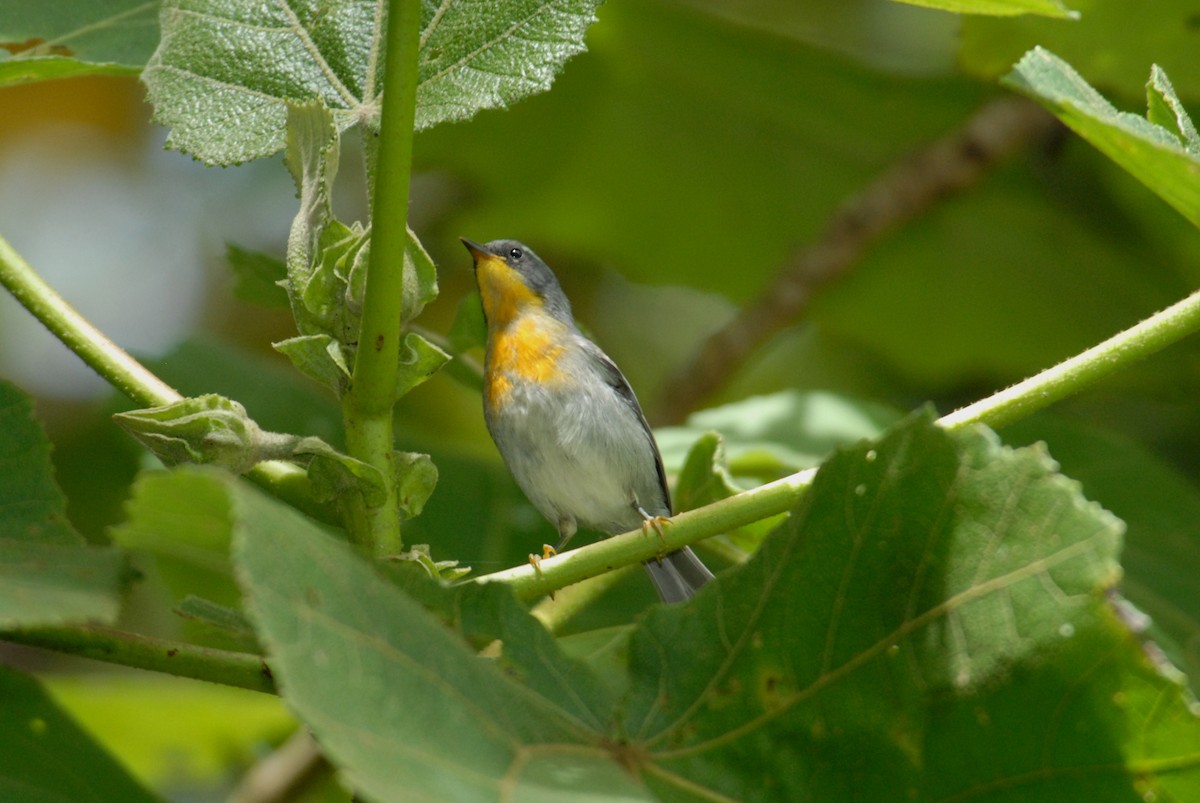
[226,729,331,803]
[656,95,1063,424]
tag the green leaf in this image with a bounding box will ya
[0,539,129,629]
[395,332,449,398]
[224,242,288,309]
[1146,65,1200,155]
[887,0,1077,18]
[415,0,603,130]
[272,333,352,395]
[401,226,438,323]
[1003,48,1200,226]
[109,468,240,614]
[1004,414,1200,689]
[175,595,257,643]
[1,380,79,546]
[0,666,161,803]
[672,431,779,552]
[0,381,129,627]
[229,478,647,801]
[0,0,157,88]
[961,0,1200,99]
[393,450,437,519]
[295,437,387,508]
[143,0,603,166]
[113,394,275,474]
[620,412,1200,798]
[283,103,343,331]
[656,390,901,481]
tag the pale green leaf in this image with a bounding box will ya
[113,394,268,474]
[415,0,603,130]
[273,333,351,395]
[143,0,603,165]
[393,450,436,519]
[1003,48,1200,225]
[395,332,449,398]
[294,437,387,508]
[401,226,438,323]
[656,390,900,481]
[1146,65,1200,155]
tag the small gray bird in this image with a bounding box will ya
[463,237,713,602]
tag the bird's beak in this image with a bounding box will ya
[460,238,488,262]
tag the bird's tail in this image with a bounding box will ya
[643,546,714,603]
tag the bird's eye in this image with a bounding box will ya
[509,247,523,260]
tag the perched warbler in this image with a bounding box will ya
[463,238,713,602]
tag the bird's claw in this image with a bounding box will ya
[636,505,671,546]
[528,545,558,599]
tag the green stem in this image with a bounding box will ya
[0,234,177,406]
[342,0,421,556]
[939,288,1200,430]
[0,232,328,521]
[1,625,275,694]
[478,287,1200,600]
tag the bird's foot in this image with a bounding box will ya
[636,505,671,548]
[528,544,558,599]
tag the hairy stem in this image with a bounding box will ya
[1,625,275,694]
[342,0,421,556]
[0,233,325,519]
[939,288,1200,430]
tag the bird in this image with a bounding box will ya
[462,237,713,602]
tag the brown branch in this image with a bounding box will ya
[655,95,1063,424]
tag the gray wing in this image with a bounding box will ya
[580,338,672,514]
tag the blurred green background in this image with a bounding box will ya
[3,0,1200,798]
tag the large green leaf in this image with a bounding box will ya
[0,666,161,803]
[1004,49,1200,227]
[228,406,1200,797]
[0,381,128,628]
[0,0,158,87]
[228,474,647,801]
[624,412,1200,799]
[1004,415,1200,686]
[143,0,603,165]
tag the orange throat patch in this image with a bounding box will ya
[485,313,568,407]
[476,256,570,407]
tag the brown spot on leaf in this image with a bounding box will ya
[0,37,74,57]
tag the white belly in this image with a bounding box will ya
[485,363,667,536]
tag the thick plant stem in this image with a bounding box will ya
[0,233,323,519]
[479,288,1200,600]
[342,0,421,557]
[1,625,275,694]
